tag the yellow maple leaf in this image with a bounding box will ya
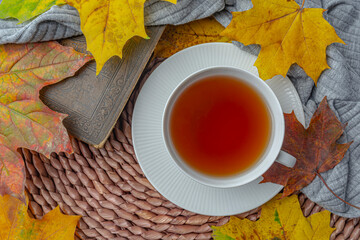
[154,17,231,58]
[0,194,80,239]
[66,0,176,75]
[221,0,345,84]
[212,194,335,240]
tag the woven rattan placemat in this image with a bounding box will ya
[22,59,360,240]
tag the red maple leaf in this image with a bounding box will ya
[261,97,352,197]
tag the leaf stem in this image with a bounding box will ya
[301,0,305,9]
[315,172,360,211]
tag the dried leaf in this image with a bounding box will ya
[0,0,66,23]
[212,194,335,240]
[0,41,93,199]
[65,0,176,75]
[261,97,352,197]
[0,194,80,239]
[154,17,230,58]
[221,0,345,83]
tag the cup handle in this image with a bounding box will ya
[275,150,296,168]
[254,151,296,183]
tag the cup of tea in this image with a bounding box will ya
[162,66,285,188]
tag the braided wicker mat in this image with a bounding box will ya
[22,59,360,240]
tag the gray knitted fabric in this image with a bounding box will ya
[289,0,360,218]
[0,0,224,44]
[0,4,82,44]
[1,0,359,218]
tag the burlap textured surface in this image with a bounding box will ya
[22,59,360,240]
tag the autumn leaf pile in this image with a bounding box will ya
[0,0,344,80]
[0,0,349,238]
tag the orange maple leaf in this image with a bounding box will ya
[0,42,92,200]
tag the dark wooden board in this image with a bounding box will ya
[40,26,165,147]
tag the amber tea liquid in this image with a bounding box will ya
[169,75,271,177]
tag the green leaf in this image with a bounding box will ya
[210,227,235,240]
[0,0,66,23]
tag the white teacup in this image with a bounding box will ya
[163,66,285,188]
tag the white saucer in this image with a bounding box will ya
[132,43,305,216]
